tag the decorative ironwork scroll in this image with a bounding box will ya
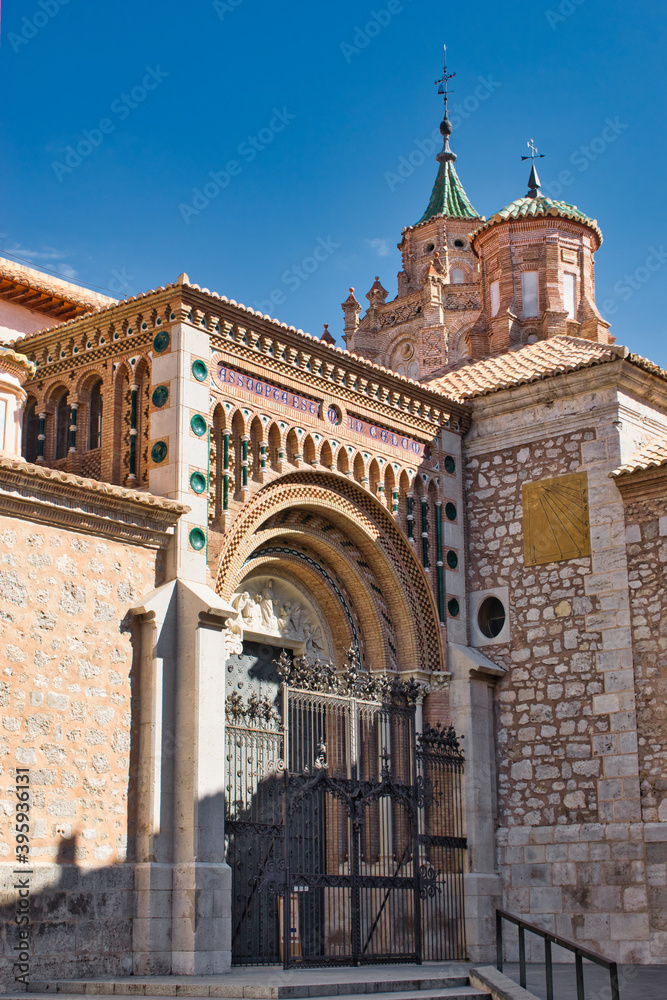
[225,647,467,969]
[273,646,425,704]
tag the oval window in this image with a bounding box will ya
[478,596,506,639]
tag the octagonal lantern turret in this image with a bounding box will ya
[469,190,612,357]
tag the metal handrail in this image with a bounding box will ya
[496,908,620,1000]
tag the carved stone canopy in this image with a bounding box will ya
[228,574,336,662]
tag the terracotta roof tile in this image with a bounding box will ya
[611,439,667,478]
[426,337,630,401]
[0,345,36,377]
[470,195,602,249]
[0,256,116,312]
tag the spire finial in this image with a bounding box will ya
[521,139,546,197]
[435,44,457,163]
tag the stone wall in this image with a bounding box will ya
[623,496,667,823]
[0,514,158,987]
[467,427,606,830]
[462,369,665,963]
[623,492,667,954]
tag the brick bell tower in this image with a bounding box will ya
[468,141,613,358]
[343,50,485,377]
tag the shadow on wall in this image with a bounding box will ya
[0,787,228,990]
[1,832,135,990]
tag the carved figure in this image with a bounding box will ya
[259,581,277,629]
[303,621,325,657]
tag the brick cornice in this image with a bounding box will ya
[0,457,187,547]
[12,283,472,435]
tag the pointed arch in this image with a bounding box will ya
[384,463,396,496]
[353,452,366,485]
[320,440,333,471]
[111,362,131,484]
[53,388,70,462]
[286,427,300,465]
[267,422,281,470]
[86,378,103,451]
[336,447,350,476]
[210,403,225,525]
[399,468,412,538]
[250,415,263,480]
[231,409,245,497]
[134,356,152,487]
[413,472,426,499]
[110,357,151,486]
[302,434,317,466]
[384,463,397,514]
[369,458,381,497]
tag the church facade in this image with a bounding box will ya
[0,90,666,985]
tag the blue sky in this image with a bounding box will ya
[1,0,665,365]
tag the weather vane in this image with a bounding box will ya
[435,44,455,116]
[521,139,545,167]
[521,139,545,198]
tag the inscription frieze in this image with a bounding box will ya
[212,358,321,417]
[345,413,431,459]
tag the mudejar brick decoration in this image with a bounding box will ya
[0,62,666,982]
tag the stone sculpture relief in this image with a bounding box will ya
[229,577,329,660]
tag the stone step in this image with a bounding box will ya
[18,992,490,1000]
[26,977,475,999]
[335,991,490,1000]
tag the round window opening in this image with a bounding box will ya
[424,242,435,253]
[454,239,465,248]
[478,596,506,639]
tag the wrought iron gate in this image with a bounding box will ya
[225,649,466,967]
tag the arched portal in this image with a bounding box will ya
[216,469,445,677]
[218,471,463,969]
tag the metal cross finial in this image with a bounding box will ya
[521,138,545,166]
[434,43,456,115]
[521,139,545,198]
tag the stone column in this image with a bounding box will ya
[132,583,178,975]
[131,580,235,975]
[171,587,231,974]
